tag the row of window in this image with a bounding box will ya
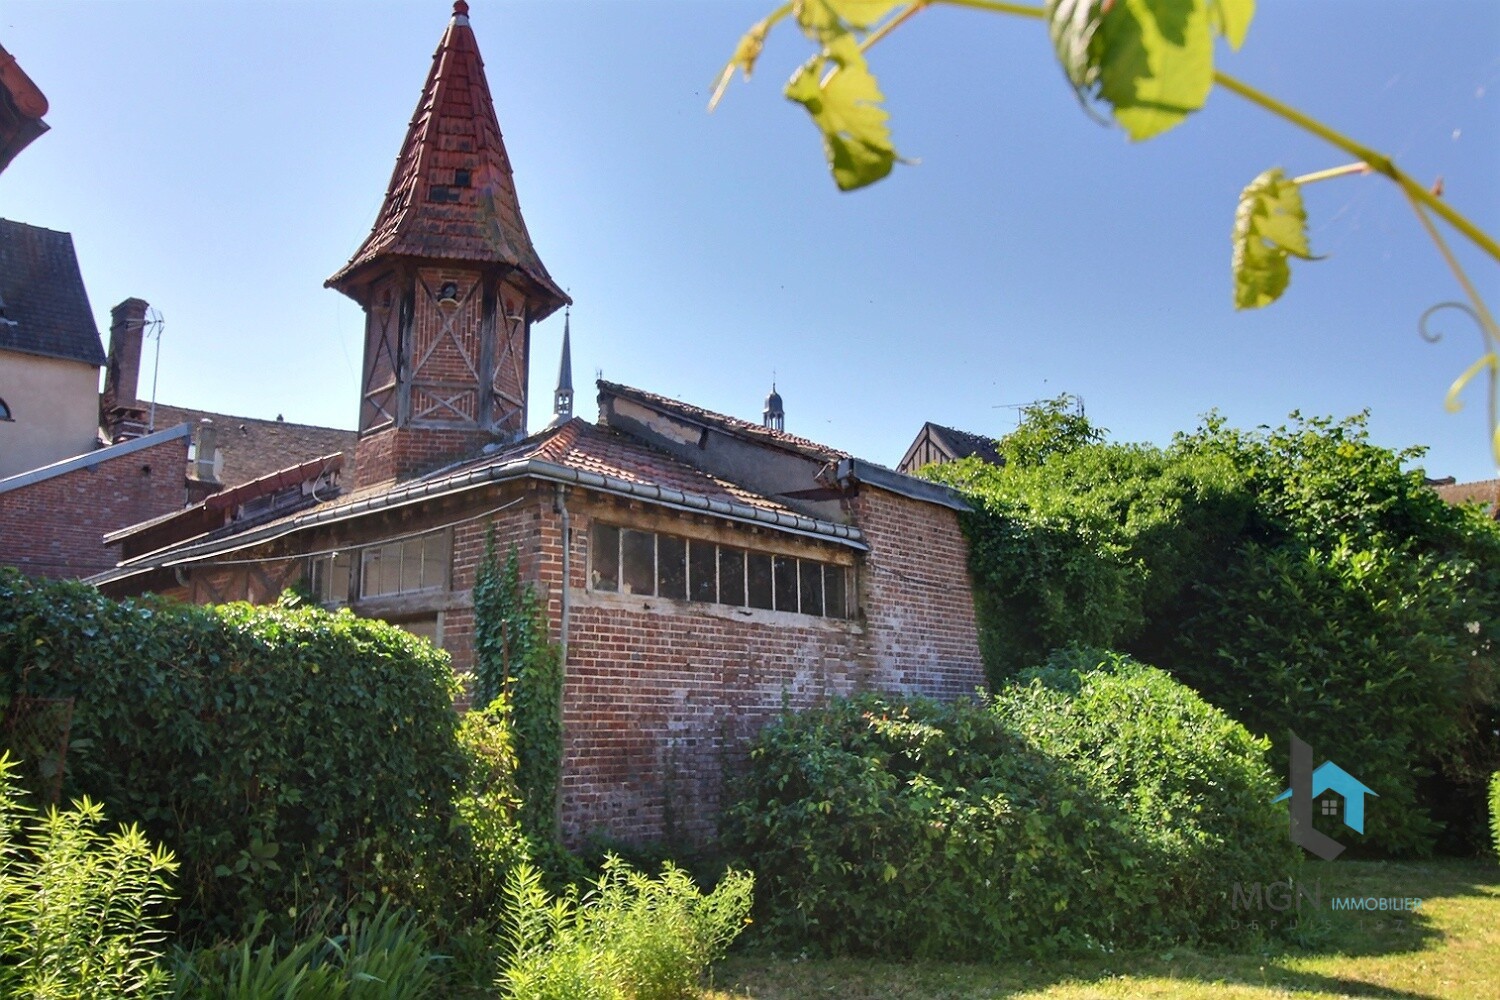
[590,523,851,619]
[307,523,855,623]
[309,529,449,605]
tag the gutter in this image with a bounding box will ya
[89,454,867,587]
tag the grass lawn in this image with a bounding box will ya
[705,859,1500,999]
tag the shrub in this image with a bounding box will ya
[0,570,470,937]
[725,658,1295,959]
[0,753,176,998]
[496,857,753,1000]
[168,902,443,999]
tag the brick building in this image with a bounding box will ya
[94,2,984,846]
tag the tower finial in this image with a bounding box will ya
[452,1,470,19]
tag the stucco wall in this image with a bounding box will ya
[0,352,100,479]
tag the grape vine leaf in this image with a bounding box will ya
[710,13,778,110]
[796,0,907,41]
[1049,0,1220,141]
[785,33,898,190]
[1232,167,1317,309]
[1208,0,1255,49]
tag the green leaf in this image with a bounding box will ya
[1208,0,1255,50]
[1099,0,1215,140]
[1049,0,1215,140]
[710,13,777,110]
[1232,167,1316,309]
[785,34,899,190]
[797,0,907,39]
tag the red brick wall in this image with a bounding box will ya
[849,487,986,701]
[0,436,189,579]
[110,477,984,850]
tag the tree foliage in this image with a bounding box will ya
[926,407,1500,855]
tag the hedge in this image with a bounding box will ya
[0,569,472,938]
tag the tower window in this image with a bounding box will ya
[454,168,471,187]
[0,397,10,421]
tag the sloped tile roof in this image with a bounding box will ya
[150,404,357,488]
[325,1,566,318]
[1434,478,1499,512]
[598,380,851,463]
[0,219,105,366]
[930,423,1003,465]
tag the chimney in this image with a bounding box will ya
[101,297,150,440]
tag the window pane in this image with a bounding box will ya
[658,534,687,600]
[361,549,381,597]
[688,540,717,603]
[773,555,798,613]
[719,548,745,606]
[746,552,773,609]
[799,560,824,617]
[591,524,620,592]
[825,565,847,619]
[330,552,351,603]
[378,543,401,596]
[401,538,424,593]
[621,529,655,595]
[421,532,447,590]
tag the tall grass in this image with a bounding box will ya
[497,856,754,1000]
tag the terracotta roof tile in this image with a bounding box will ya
[150,404,357,488]
[325,2,566,318]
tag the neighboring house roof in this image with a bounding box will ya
[1433,478,1499,513]
[325,0,566,319]
[598,380,852,463]
[89,417,866,589]
[149,404,358,488]
[0,42,49,173]
[0,423,190,497]
[104,452,345,558]
[0,219,105,366]
[929,423,1003,465]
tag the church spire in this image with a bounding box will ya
[329,1,570,487]
[553,309,574,422]
[763,381,784,432]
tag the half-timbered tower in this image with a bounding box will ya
[327,0,568,488]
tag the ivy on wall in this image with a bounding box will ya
[473,529,564,846]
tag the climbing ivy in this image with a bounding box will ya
[473,530,564,846]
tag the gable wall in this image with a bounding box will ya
[0,433,188,578]
[0,351,100,479]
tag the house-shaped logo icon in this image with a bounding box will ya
[1274,760,1378,834]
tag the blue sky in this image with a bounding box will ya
[4,1,1497,479]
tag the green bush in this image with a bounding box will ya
[496,857,753,1000]
[927,409,1500,856]
[0,753,176,998]
[0,570,470,937]
[168,902,442,999]
[725,657,1295,959]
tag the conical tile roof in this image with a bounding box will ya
[327,1,567,318]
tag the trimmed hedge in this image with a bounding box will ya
[725,651,1296,959]
[0,569,471,938]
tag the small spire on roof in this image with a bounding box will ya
[452,1,470,21]
[549,309,575,427]
[763,379,784,432]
